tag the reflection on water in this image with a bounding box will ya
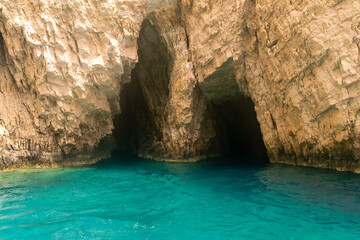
[0,156,359,239]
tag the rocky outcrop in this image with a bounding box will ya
[244,0,360,172]
[0,0,359,172]
[178,0,360,172]
[0,0,146,168]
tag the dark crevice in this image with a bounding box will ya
[0,31,8,64]
[112,71,154,154]
[0,32,5,95]
[112,19,172,156]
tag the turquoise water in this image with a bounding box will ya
[0,156,359,239]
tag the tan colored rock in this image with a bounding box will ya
[0,0,360,173]
[138,0,360,172]
[0,0,147,169]
[245,0,360,172]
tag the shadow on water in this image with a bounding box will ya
[94,154,153,168]
[95,153,270,174]
[94,153,360,218]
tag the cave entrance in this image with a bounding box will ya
[112,19,172,157]
[210,92,269,165]
[112,19,268,164]
[199,58,268,165]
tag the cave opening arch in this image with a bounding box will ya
[111,20,268,165]
[200,59,269,165]
[112,18,172,157]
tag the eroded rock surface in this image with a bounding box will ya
[0,0,146,168]
[0,0,359,172]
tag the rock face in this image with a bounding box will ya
[244,0,360,172]
[0,0,359,172]
[0,0,146,168]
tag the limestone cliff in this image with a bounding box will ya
[0,0,146,168]
[0,0,359,173]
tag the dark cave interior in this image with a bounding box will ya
[111,19,268,164]
[112,19,171,156]
[210,93,269,164]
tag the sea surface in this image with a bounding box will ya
[0,156,359,239]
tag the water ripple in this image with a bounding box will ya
[0,158,359,239]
